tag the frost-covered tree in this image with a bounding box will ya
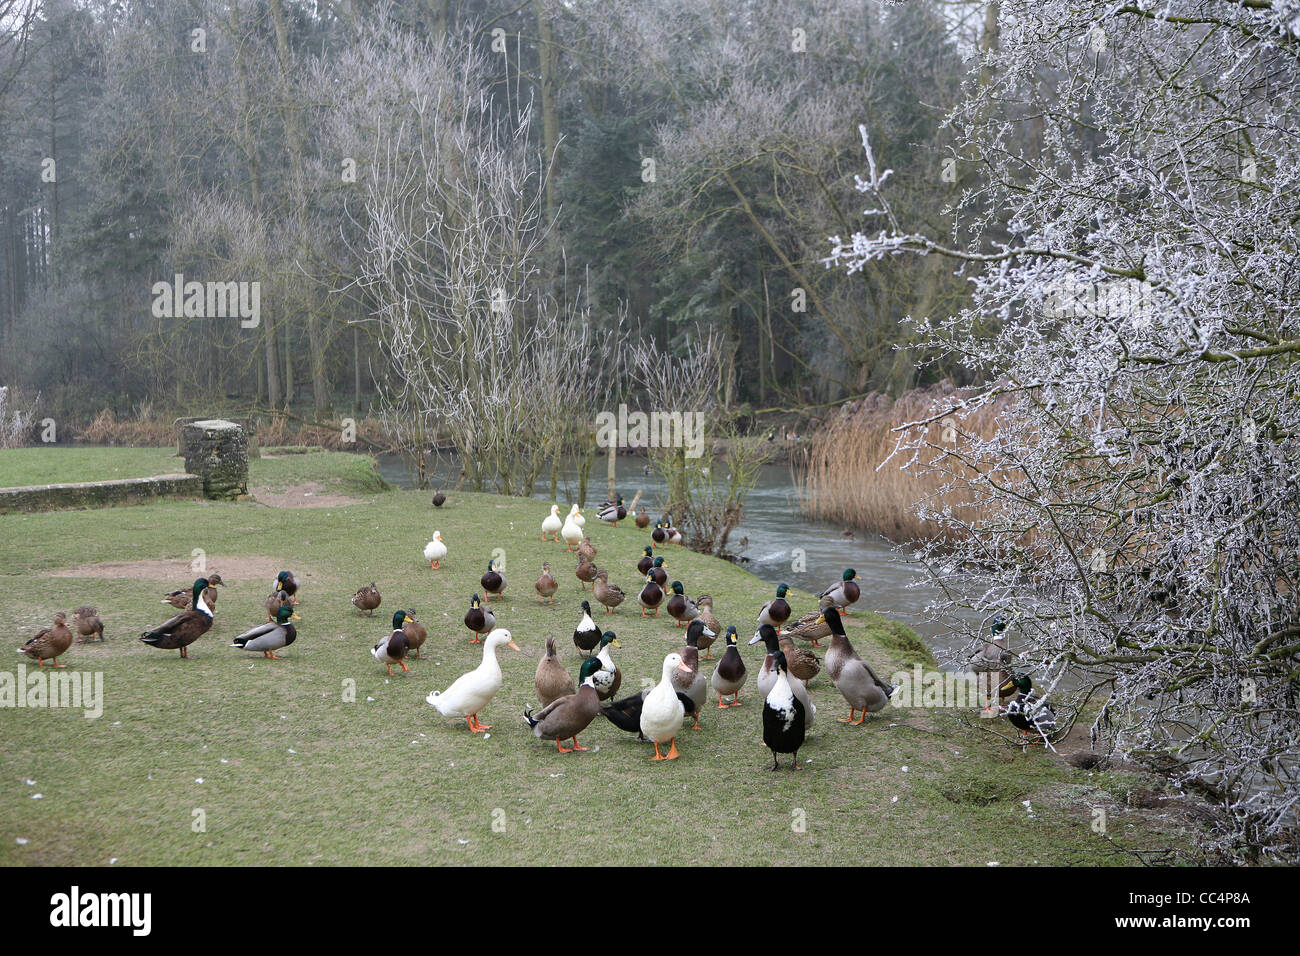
[829,0,1300,861]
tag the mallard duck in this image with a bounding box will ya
[777,632,821,684]
[372,611,411,675]
[634,506,650,529]
[598,496,627,526]
[431,490,446,507]
[525,657,608,752]
[423,531,447,569]
[758,583,792,629]
[817,568,861,615]
[578,536,597,562]
[164,572,224,609]
[352,582,382,616]
[426,628,520,732]
[651,519,669,547]
[562,510,584,550]
[573,600,600,655]
[72,606,103,643]
[694,595,722,657]
[541,504,562,541]
[601,687,697,741]
[674,620,712,729]
[750,624,815,729]
[973,618,1012,711]
[575,554,598,590]
[403,609,428,659]
[464,594,496,643]
[650,556,668,588]
[535,562,558,605]
[273,570,299,604]
[666,580,700,628]
[822,607,895,724]
[638,574,664,617]
[636,546,655,577]
[782,609,831,648]
[535,635,576,707]
[265,589,292,623]
[999,673,1058,741]
[593,570,625,614]
[710,626,747,708]
[591,630,622,700]
[140,579,216,658]
[641,653,691,760]
[19,612,73,667]
[480,560,505,601]
[762,651,807,770]
[231,605,299,659]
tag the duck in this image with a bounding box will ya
[525,657,608,752]
[818,568,861,615]
[231,605,299,659]
[372,611,412,675]
[973,618,1012,711]
[570,503,586,529]
[665,524,683,546]
[534,562,558,605]
[601,687,698,742]
[762,652,807,771]
[591,630,622,700]
[535,635,576,707]
[634,506,650,529]
[782,609,831,648]
[19,612,73,668]
[273,570,299,605]
[710,626,747,708]
[749,624,815,729]
[577,537,597,562]
[573,600,600,655]
[636,546,655,577]
[673,620,712,728]
[999,673,1058,741]
[757,583,792,629]
[464,594,496,643]
[640,653,692,760]
[140,579,217,658]
[593,570,626,614]
[694,595,722,657]
[651,520,669,548]
[71,606,103,643]
[541,504,563,541]
[598,496,627,526]
[822,607,895,724]
[666,581,700,628]
[265,589,293,623]
[352,581,382,616]
[426,628,520,732]
[638,574,664,617]
[402,609,428,659]
[575,554,598,590]
[778,631,822,684]
[431,490,446,507]
[163,572,225,609]
[480,560,505,601]
[423,531,447,569]
[649,556,668,588]
[561,511,584,551]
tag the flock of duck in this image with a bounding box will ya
[16,495,1051,767]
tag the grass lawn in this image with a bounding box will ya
[0,450,1197,865]
[0,446,184,487]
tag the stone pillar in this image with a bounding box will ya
[181,419,249,500]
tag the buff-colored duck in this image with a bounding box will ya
[19,612,73,668]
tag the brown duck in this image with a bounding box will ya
[352,582,382,616]
[535,635,576,707]
[535,562,558,605]
[575,554,598,591]
[140,579,218,658]
[402,610,428,659]
[20,612,74,667]
[265,589,292,623]
[163,572,224,609]
[525,657,608,752]
[72,606,104,643]
[593,570,626,614]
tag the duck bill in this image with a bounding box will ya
[747,631,763,645]
[675,663,692,675]
[507,640,521,652]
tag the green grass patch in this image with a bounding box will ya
[248,451,390,496]
[0,446,182,487]
[0,452,1196,865]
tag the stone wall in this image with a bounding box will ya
[0,474,203,514]
[181,419,249,500]
[173,416,259,457]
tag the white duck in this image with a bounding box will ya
[640,652,692,761]
[425,628,519,732]
[423,531,448,569]
[541,504,563,542]
[570,503,586,529]
[561,510,584,551]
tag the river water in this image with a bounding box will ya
[375,452,965,658]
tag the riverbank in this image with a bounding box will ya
[0,448,1203,865]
